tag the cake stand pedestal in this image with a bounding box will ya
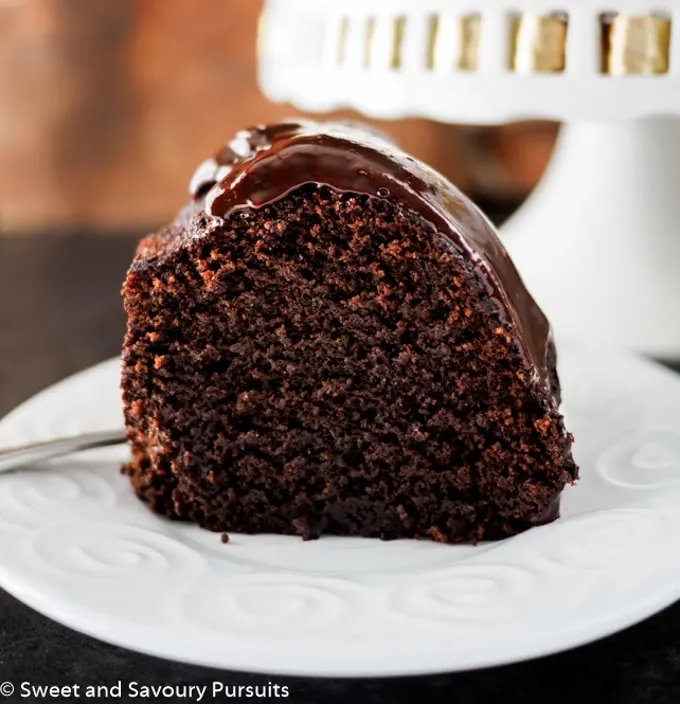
[503,117,680,358]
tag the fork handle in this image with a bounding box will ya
[0,429,127,473]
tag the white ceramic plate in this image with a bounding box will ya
[1,343,680,677]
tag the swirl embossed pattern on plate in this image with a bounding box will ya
[597,430,680,489]
[30,522,207,586]
[539,508,670,571]
[0,466,119,531]
[389,564,538,623]
[182,573,354,633]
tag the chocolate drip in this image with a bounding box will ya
[189,120,551,387]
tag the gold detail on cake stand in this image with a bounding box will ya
[365,17,377,68]
[510,13,568,73]
[365,16,408,69]
[601,14,671,75]
[261,5,674,79]
[390,16,407,70]
[323,16,350,67]
[427,14,481,71]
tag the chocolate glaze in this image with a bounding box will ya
[530,495,561,526]
[189,120,552,389]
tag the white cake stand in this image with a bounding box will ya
[258,0,680,357]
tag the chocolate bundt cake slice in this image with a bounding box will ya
[121,120,577,543]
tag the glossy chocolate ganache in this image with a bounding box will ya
[187,120,552,390]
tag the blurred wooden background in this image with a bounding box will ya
[0,0,559,234]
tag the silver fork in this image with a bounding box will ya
[0,430,127,474]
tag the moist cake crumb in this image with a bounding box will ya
[121,120,577,544]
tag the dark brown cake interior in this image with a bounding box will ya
[123,185,576,543]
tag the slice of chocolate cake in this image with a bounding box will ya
[121,120,577,543]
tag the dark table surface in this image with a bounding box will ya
[1,232,680,704]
